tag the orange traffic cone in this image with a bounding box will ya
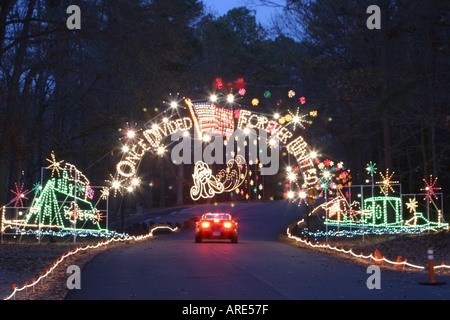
[373,249,382,266]
[394,256,403,269]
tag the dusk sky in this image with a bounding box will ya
[202,0,285,27]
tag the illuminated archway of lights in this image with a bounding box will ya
[103,80,447,236]
[110,83,321,201]
[2,79,447,243]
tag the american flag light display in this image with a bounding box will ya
[193,103,235,137]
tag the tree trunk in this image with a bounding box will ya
[379,0,392,170]
[0,0,36,205]
[159,159,166,208]
[176,164,184,206]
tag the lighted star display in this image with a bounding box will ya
[292,187,308,206]
[105,174,124,197]
[100,187,110,200]
[406,198,418,214]
[85,185,95,200]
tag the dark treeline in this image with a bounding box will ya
[0,0,448,217]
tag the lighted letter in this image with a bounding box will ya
[366,5,381,30]
[66,5,81,30]
[183,117,193,131]
[143,129,161,148]
[117,160,136,178]
[236,110,252,129]
[276,127,293,144]
[286,136,309,163]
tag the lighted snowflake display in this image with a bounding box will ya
[119,122,142,145]
[285,107,308,131]
[376,169,399,195]
[366,161,377,176]
[420,175,441,203]
[86,186,95,200]
[10,182,29,208]
[46,151,64,177]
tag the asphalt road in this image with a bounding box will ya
[65,201,450,300]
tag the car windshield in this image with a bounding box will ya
[202,213,231,220]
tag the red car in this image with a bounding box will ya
[195,213,239,243]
